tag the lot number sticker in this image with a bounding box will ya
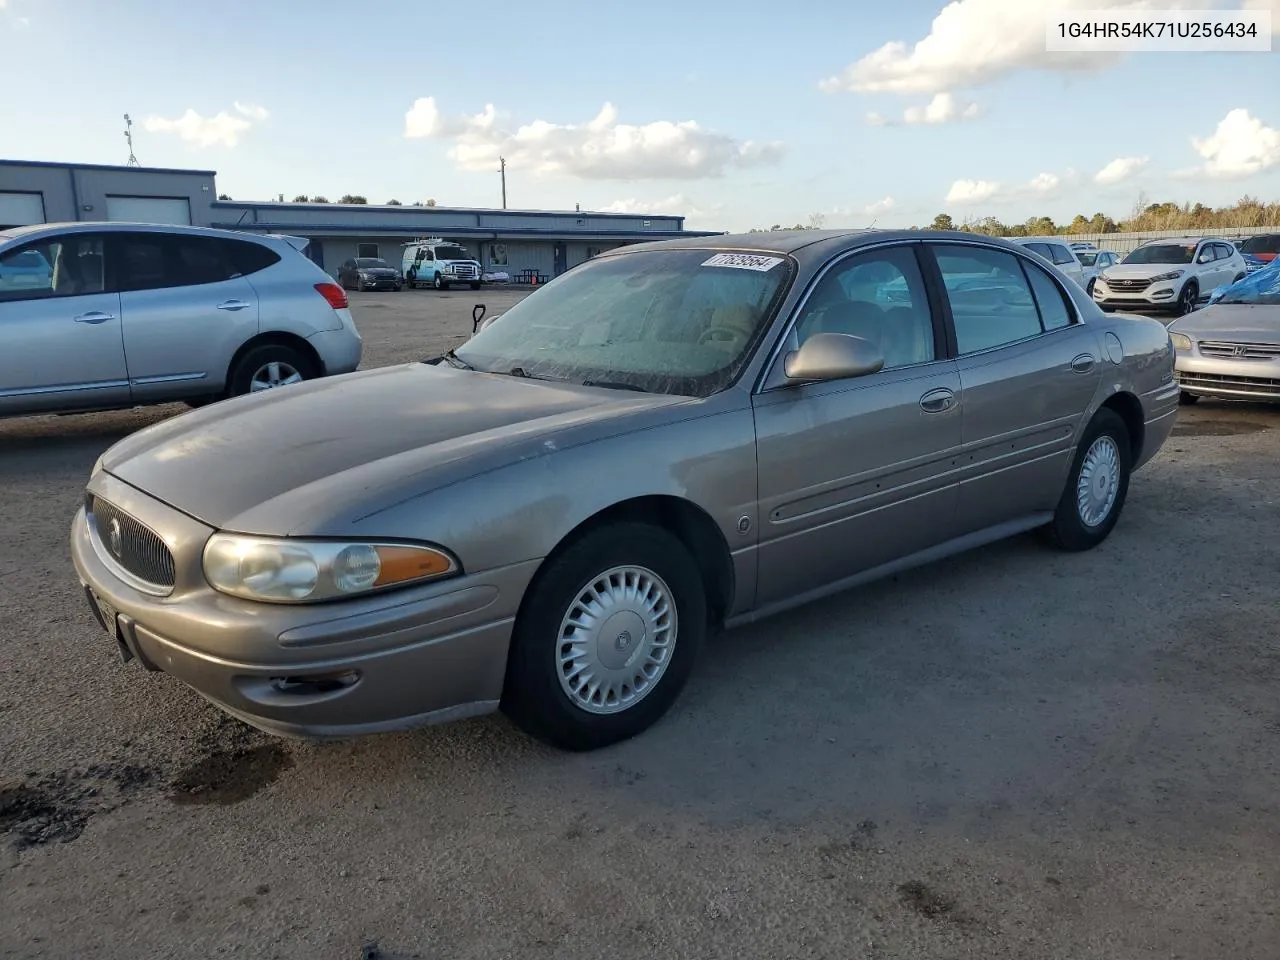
[701,253,785,272]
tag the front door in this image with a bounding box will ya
[0,233,129,416]
[553,242,567,277]
[752,243,963,607]
[926,242,1102,533]
[113,231,260,401]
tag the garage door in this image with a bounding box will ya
[0,192,46,229]
[104,196,192,225]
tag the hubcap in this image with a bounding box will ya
[555,565,677,715]
[249,360,303,392]
[1076,435,1121,528]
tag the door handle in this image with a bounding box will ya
[216,299,251,312]
[919,387,956,413]
[1070,353,1096,373]
[73,311,114,324]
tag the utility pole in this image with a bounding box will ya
[499,156,507,209]
[123,114,139,167]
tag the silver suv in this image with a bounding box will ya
[0,222,363,417]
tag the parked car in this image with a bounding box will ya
[0,248,52,289]
[1093,237,1247,316]
[1075,249,1122,297]
[72,230,1177,750]
[1011,236,1088,287]
[1170,258,1280,404]
[338,257,403,292]
[0,222,363,417]
[1069,241,1099,252]
[1236,233,1280,266]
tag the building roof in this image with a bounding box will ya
[216,199,685,222]
[0,158,217,176]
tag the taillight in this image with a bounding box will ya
[315,282,348,310]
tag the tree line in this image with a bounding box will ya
[217,194,437,206]
[923,194,1279,236]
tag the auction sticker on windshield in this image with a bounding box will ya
[702,253,785,271]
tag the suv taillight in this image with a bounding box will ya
[315,282,348,310]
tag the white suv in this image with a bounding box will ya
[1010,237,1087,288]
[1093,237,1248,316]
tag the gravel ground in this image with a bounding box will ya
[1,289,1278,959]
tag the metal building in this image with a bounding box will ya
[0,159,720,280]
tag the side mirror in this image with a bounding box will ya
[783,332,884,383]
[1197,252,1213,264]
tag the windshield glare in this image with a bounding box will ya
[454,249,793,396]
[1123,244,1197,265]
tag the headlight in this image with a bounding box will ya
[1170,333,1193,351]
[203,535,458,603]
[1151,270,1185,282]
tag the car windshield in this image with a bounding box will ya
[436,245,470,261]
[1123,244,1197,265]
[1076,252,1099,266]
[1217,262,1280,305]
[356,258,389,268]
[1239,235,1280,255]
[453,249,794,397]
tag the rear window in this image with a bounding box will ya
[1240,235,1280,255]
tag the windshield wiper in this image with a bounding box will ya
[440,349,473,370]
[581,379,650,393]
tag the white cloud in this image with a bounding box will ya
[864,196,897,215]
[867,92,981,126]
[1190,108,1280,178]
[946,179,1001,204]
[820,0,1211,95]
[233,101,270,121]
[1094,155,1149,184]
[600,193,722,224]
[143,106,267,148]
[404,97,783,180]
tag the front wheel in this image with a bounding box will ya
[1086,278,1096,298]
[1041,408,1131,552]
[1179,391,1200,406]
[1175,281,1198,316]
[501,522,706,751]
[433,272,448,291]
[470,281,482,291]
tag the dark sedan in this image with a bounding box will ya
[338,257,403,292]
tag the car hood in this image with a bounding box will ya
[100,363,688,535]
[1170,303,1280,340]
[1102,264,1193,281]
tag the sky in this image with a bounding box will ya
[0,0,1278,232]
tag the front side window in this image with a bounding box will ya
[455,249,794,396]
[0,235,104,302]
[932,245,1043,354]
[1124,243,1196,265]
[793,245,935,370]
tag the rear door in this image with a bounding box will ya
[114,231,260,401]
[0,232,129,415]
[926,242,1102,534]
[752,242,963,606]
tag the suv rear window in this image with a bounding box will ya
[1239,235,1280,255]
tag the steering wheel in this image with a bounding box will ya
[697,327,743,346]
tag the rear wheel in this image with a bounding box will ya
[1041,408,1131,552]
[227,344,316,398]
[501,522,706,751]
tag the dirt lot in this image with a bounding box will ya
[2,289,1278,959]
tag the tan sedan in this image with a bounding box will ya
[72,231,1179,750]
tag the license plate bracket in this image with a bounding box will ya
[84,585,131,663]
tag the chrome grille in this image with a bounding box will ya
[1103,277,1152,292]
[451,264,478,279]
[89,496,176,591]
[1177,371,1280,397]
[1198,341,1280,360]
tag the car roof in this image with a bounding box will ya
[0,221,279,246]
[1139,236,1217,245]
[604,228,1035,262]
[1015,236,1071,244]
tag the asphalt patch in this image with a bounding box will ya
[169,744,294,806]
[898,879,972,926]
[0,783,90,849]
[1172,419,1271,437]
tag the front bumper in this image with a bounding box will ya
[1092,284,1181,311]
[358,277,401,289]
[1174,354,1280,401]
[70,473,539,739]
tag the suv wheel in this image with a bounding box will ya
[228,344,315,398]
[1175,280,1198,316]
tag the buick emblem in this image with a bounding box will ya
[615,630,632,651]
[108,517,123,558]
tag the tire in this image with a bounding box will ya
[1179,391,1200,406]
[501,522,706,751]
[356,277,365,292]
[1175,281,1198,316]
[227,343,316,398]
[433,272,449,291]
[1041,408,1131,552]
[470,281,482,291]
[1086,279,1096,299]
